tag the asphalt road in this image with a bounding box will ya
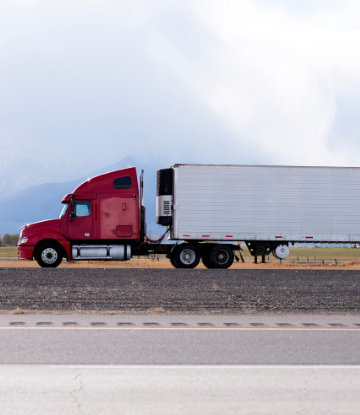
[0,268,360,312]
[1,365,359,415]
[1,269,360,414]
[1,315,360,414]
[0,315,360,364]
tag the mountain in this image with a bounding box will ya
[0,154,169,236]
[0,144,71,198]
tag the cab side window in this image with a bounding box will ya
[114,176,131,189]
[75,202,91,217]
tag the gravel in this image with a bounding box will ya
[0,268,359,313]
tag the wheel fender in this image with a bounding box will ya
[30,231,71,260]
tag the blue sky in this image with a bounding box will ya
[1,0,360,182]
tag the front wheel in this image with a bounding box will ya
[36,243,63,268]
[173,244,200,269]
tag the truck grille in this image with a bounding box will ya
[163,200,170,215]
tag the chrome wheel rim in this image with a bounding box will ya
[41,248,58,264]
[214,249,229,265]
[179,249,196,265]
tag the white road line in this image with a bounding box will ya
[59,364,360,369]
[0,326,360,331]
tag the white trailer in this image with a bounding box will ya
[156,164,360,268]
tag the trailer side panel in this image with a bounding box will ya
[171,164,360,243]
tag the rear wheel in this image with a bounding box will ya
[169,255,179,268]
[202,254,213,269]
[36,243,63,268]
[173,244,200,269]
[208,245,234,269]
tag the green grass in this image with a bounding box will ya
[240,246,360,262]
[0,247,18,258]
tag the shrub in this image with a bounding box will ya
[10,234,19,246]
[2,234,11,245]
[1,234,19,246]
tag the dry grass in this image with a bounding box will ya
[2,258,360,270]
[150,307,166,313]
[3,245,360,270]
[9,307,28,315]
[0,247,17,258]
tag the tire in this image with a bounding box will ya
[202,254,213,269]
[169,255,180,268]
[208,245,234,269]
[36,243,63,268]
[173,244,200,269]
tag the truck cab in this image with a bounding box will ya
[17,167,140,267]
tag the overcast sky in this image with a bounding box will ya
[1,0,360,177]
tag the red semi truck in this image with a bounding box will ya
[17,166,239,269]
[18,163,359,268]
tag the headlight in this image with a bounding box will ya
[19,237,28,244]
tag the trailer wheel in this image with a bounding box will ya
[36,243,63,268]
[208,245,234,269]
[173,244,200,269]
[202,256,213,269]
[169,246,181,268]
[169,255,180,268]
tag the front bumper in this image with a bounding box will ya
[17,245,34,260]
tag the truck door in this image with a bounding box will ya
[67,201,93,240]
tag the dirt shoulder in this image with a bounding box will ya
[0,268,359,314]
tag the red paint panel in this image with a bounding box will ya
[117,225,132,237]
[73,167,139,196]
[306,236,313,239]
[275,236,282,238]
[17,246,34,260]
[183,235,190,237]
[202,235,210,237]
[225,235,233,237]
[99,194,138,239]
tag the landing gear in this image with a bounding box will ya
[245,241,290,263]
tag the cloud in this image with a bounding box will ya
[0,0,248,174]
[149,0,360,166]
[0,0,360,175]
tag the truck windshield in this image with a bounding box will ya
[59,203,69,218]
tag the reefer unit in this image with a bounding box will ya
[157,164,360,243]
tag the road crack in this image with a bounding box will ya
[69,371,84,413]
